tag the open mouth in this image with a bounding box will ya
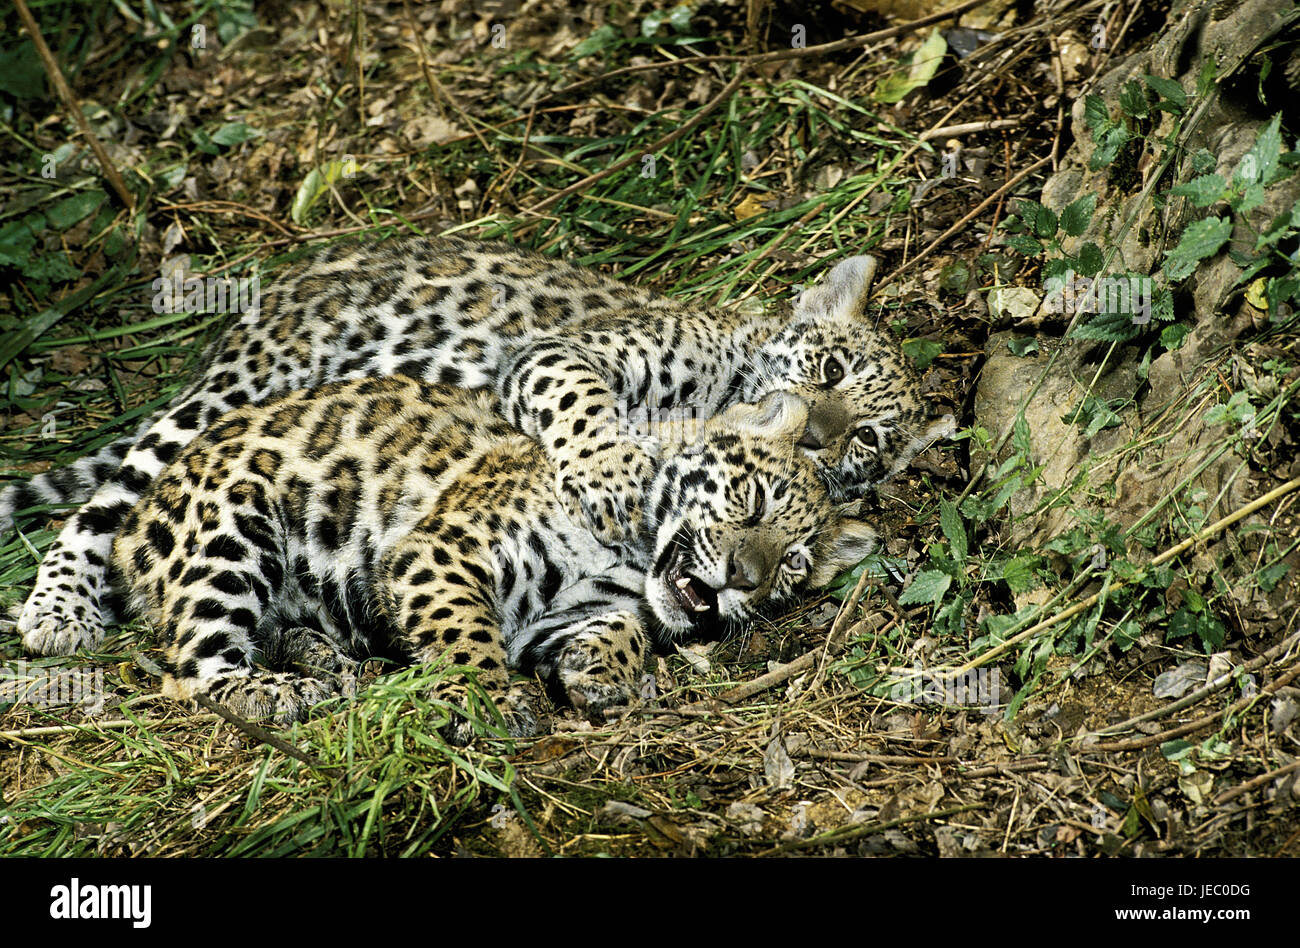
[656,532,719,622]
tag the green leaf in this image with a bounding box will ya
[1012,411,1031,459]
[1190,149,1217,174]
[570,24,620,58]
[902,338,943,370]
[1233,113,1282,187]
[899,569,952,607]
[1059,194,1097,237]
[873,30,947,103]
[1168,173,1225,207]
[1119,79,1148,118]
[1231,183,1266,215]
[1258,560,1290,592]
[1070,308,1143,342]
[1016,199,1058,239]
[1255,198,1300,250]
[1144,74,1187,111]
[1083,95,1109,132]
[1063,396,1124,439]
[0,216,42,267]
[1004,233,1044,257]
[1007,336,1038,357]
[1002,554,1040,594]
[210,121,260,146]
[1167,605,1226,652]
[22,251,81,283]
[1041,256,1073,281]
[1089,124,1128,170]
[290,159,359,225]
[642,5,693,37]
[1074,242,1105,277]
[0,41,45,99]
[1160,323,1191,350]
[1163,216,1231,281]
[1152,284,1174,321]
[1114,618,1141,652]
[47,190,109,230]
[1204,390,1254,427]
[939,499,967,565]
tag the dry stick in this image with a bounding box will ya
[809,562,874,688]
[0,715,219,741]
[700,613,896,709]
[0,732,117,775]
[1215,758,1300,806]
[1087,661,1300,754]
[953,476,1300,676]
[919,119,1019,141]
[540,0,988,102]
[877,155,1052,288]
[190,693,343,780]
[803,749,952,765]
[1086,627,1300,738]
[758,802,986,856]
[521,70,748,217]
[13,0,135,211]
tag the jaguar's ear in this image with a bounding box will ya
[793,255,878,324]
[811,509,879,588]
[714,391,808,442]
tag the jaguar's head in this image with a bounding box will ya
[644,392,878,638]
[742,255,955,501]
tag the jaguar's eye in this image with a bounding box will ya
[749,482,767,522]
[822,356,845,387]
[854,425,879,449]
[784,549,808,571]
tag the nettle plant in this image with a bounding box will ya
[1004,74,1299,355]
[840,80,1299,712]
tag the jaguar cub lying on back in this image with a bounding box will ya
[111,377,876,741]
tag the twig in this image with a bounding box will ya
[878,155,1052,288]
[1084,660,1300,754]
[13,0,135,211]
[802,749,952,765]
[0,714,219,740]
[1215,758,1300,806]
[809,566,874,691]
[954,476,1300,675]
[701,613,895,708]
[919,120,1019,141]
[0,732,117,774]
[190,693,344,779]
[1085,628,1300,738]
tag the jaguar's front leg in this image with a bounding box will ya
[379,517,538,744]
[539,610,650,725]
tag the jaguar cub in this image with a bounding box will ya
[10,237,949,659]
[110,377,876,741]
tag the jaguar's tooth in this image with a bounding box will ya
[676,576,692,589]
[692,602,710,612]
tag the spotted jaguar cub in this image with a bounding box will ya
[10,236,949,657]
[110,378,877,741]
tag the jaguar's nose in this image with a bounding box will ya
[797,428,823,451]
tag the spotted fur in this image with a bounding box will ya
[8,237,946,656]
[109,379,876,741]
